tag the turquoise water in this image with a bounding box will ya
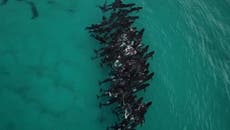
[0,0,230,130]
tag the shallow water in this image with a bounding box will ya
[0,0,230,130]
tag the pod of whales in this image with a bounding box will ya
[86,0,155,130]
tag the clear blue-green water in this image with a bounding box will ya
[0,0,230,130]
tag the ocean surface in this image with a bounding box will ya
[0,0,230,130]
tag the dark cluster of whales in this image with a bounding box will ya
[86,0,155,130]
